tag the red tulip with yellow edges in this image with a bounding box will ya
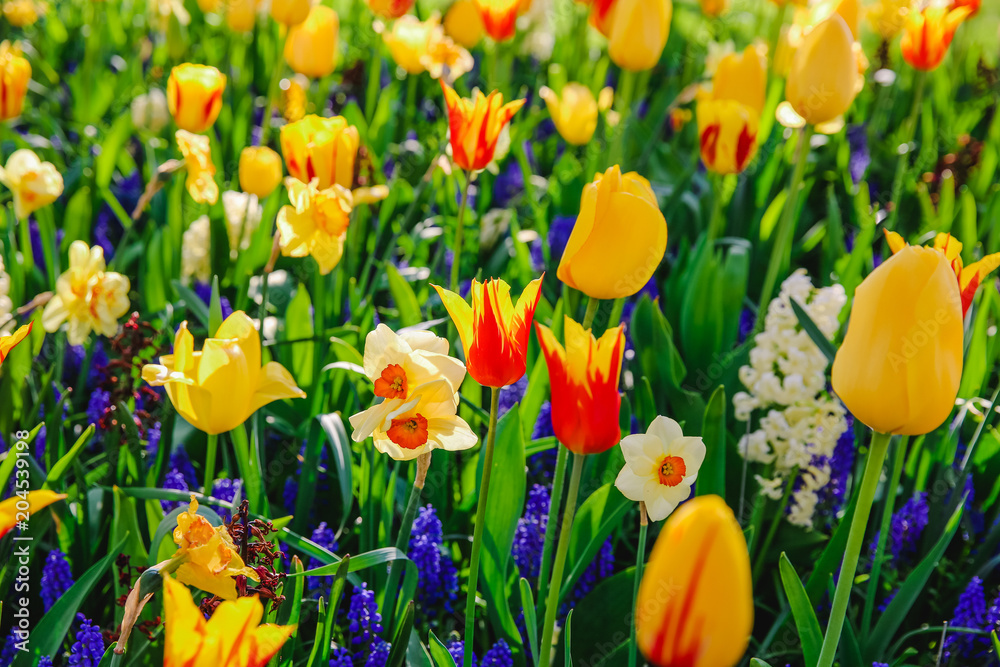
[474,0,521,41]
[0,490,66,540]
[280,114,360,191]
[952,0,980,17]
[441,81,525,172]
[366,0,415,19]
[636,495,753,667]
[166,63,226,133]
[535,316,625,455]
[0,322,31,369]
[433,277,543,388]
[697,45,766,175]
[901,5,972,72]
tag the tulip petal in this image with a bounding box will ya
[0,490,67,539]
[163,577,207,667]
[433,283,475,357]
[250,362,307,415]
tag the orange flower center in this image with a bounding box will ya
[374,364,408,399]
[657,456,687,487]
[386,413,429,450]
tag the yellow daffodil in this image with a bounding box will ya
[421,36,474,83]
[0,323,31,369]
[176,130,219,205]
[0,41,30,121]
[41,241,131,346]
[275,177,353,275]
[239,146,283,199]
[539,83,599,146]
[170,497,259,599]
[166,63,226,133]
[284,6,340,78]
[0,149,64,220]
[280,115,360,191]
[163,574,294,667]
[0,490,66,539]
[142,311,306,435]
[615,416,705,521]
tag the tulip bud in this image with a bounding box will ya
[365,0,415,19]
[901,6,971,72]
[785,14,857,125]
[700,0,729,17]
[606,0,673,72]
[539,83,599,146]
[280,114,360,190]
[284,5,340,78]
[239,146,283,198]
[832,245,964,436]
[445,0,485,48]
[271,0,310,25]
[636,495,753,667]
[166,63,226,133]
[131,89,170,133]
[558,165,667,300]
[225,0,258,31]
[0,41,31,121]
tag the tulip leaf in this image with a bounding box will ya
[749,660,775,667]
[306,597,327,667]
[519,343,552,441]
[560,483,631,603]
[778,553,822,666]
[388,602,415,667]
[519,577,539,661]
[428,631,458,667]
[13,533,128,667]
[318,412,355,539]
[208,275,224,336]
[292,419,327,535]
[171,280,211,329]
[45,424,95,486]
[386,263,422,328]
[96,642,118,667]
[864,499,965,660]
[113,486,149,562]
[569,567,635,663]
[564,608,574,667]
[287,282,315,388]
[697,385,727,499]
[992,630,1000,655]
[789,298,837,364]
[805,486,859,605]
[230,422,266,514]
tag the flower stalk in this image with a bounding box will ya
[451,170,471,293]
[385,451,432,632]
[628,501,648,667]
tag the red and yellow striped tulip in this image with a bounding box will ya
[0,41,30,120]
[280,114,360,191]
[0,490,66,540]
[440,81,525,172]
[901,5,972,72]
[166,64,226,133]
[474,0,520,41]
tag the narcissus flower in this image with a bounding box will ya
[433,277,543,388]
[615,416,705,521]
[270,0,310,25]
[421,35,474,83]
[0,490,66,539]
[162,574,294,667]
[176,130,219,205]
[697,45,766,175]
[42,241,131,346]
[441,82,525,172]
[600,0,673,72]
[558,165,667,300]
[901,5,972,72]
[166,64,226,133]
[636,495,753,667]
[444,0,485,48]
[383,14,442,74]
[239,146,283,199]
[0,322,31,368]
[832,243,964,436]
[0,149,64,220]
[142,311,306,435]
[280,114,360,191]
[539,83,599,146]
[170,497,260,599]
[366,0,415,19]
[785,14,858,125]
[0,41,30,121]
[275,177,353,275]
[536,316,625,455]
[474,0,520,41]
[359,324,467,401]
[284,6,340,78]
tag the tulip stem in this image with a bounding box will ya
[450,170,471,293]
[385,451,432,634]
[767,4,788,78]
[862,435,907,638]
[610,69,638,167]
[203,432,218,494]
[816,430,892,667]
[582,296,599,330]
[885,71,927,231]
[758,124,814,326]
[259,29,287,147]
[537,445,568,607]
[538,452,585,667]
[629,501,649,667]
[462,386,501,667]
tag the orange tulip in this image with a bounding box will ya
[440,81,525,172]
[280,114,360,191]
[0,41,31,121]
[0,322,31,368]
[474,0,520,41]
[433,277,543,388]
[901,5,971,72]
[536,316,625,455]
[167,64,226,133]
[284,5,340,78]
[952,0,980,18]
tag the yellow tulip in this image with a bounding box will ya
[865,0,911,40]
[171,497,260,599]
[712,44,767,115]
[444,0,485,48]
[0,322,31,369]
[225,0,258,31]
[700,0,729,17]
[538,83,599,146]
[163,575,294,667]
[280,114,359,191]
[636,495,753,667]
[284,5,339,78]
[197,0,222,12]
[3,0,41,27]
[785,14,857,125]
[0,41,30,121]
[605,0,673,73]
[0,490,66,539]
[832,245,963,436]
[697,45,766,175]
[0,149,64,220]
[281,75,308,122]
[383,14,441,75]
[142,311,306,435]
[176,130,219,205]
[239,146,283,199]
[270,0,310,26]
[166,63,226,133]
[366,0,415,19]
[558,165,667,300]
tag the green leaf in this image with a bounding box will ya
[388,602,415,667]
[230,422,265,513]
[564,608,574,667]
[286,283,315,388]
[519,578,539,661]
[750,660,775,667]
[95,114,133,188]
[45,424,95,485]
[290,547,410,578]
[306,598,327,667]
[113,487,149,562]
[14,534,128,666]
[778,553,822,665]
[171,280,211,328]
[429,632,458,667]
[569,567,635,663]
[318,412,354,538]
[696,386,726,499]
[386,263,422,327]
[208,276,224,337]
[789,298,837,364]
[991,630,1000,655]
[560,483,631,602]
[292,420,327,535]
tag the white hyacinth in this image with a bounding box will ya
[181,215,212,284]
[222,190,262,258]
[734,270,849,529]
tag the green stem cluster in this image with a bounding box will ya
[628,502,648,667]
